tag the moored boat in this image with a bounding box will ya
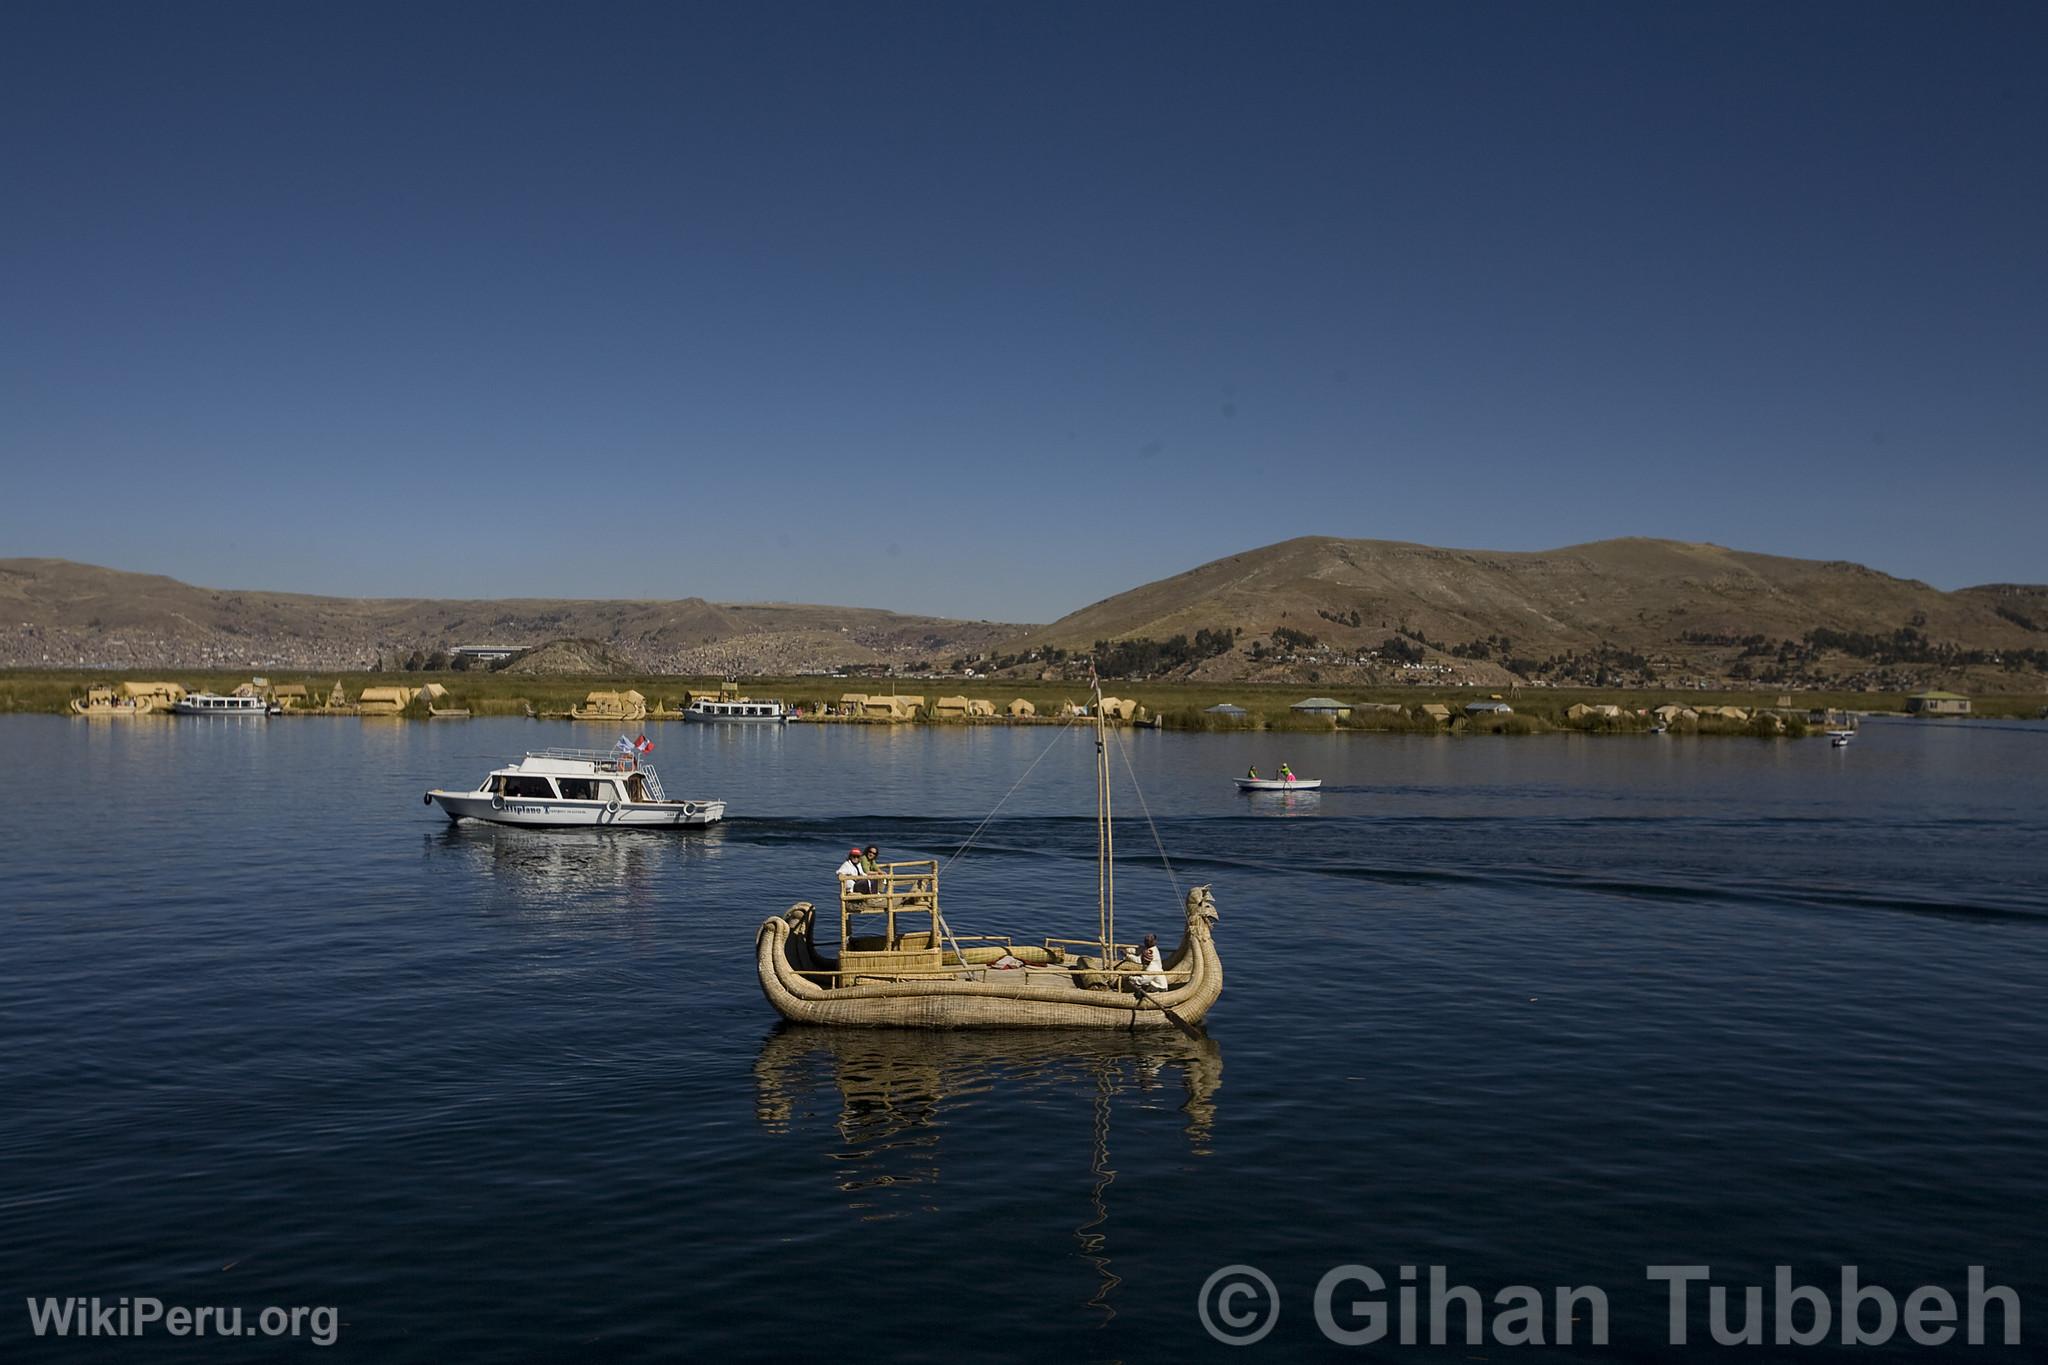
[171,692,270,716]
[683,697,791,723]
[70,686,154,716]
[1234,776,1321,791]
[425,747,725,828]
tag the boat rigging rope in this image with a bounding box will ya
[940,712,1078,873]
[1109,721,1184,909]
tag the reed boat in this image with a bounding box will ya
[756,682,1222,1030]
[70,686,154,716]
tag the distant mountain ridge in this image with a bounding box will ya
[0,558,1023,673]
[1007,537,2047,689]
[4,540,2044,688]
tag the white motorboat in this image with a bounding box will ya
[1235,776,1322,791]
[1829,730,1854,748]
[682,697,791,723]
[172,693,271,716]
[425,748,726,828]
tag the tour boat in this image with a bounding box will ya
[171,693,271,716]
[424,748,726,828]
[683,697,791,723]
[1829,730,1854,748]
[755,682,1222,1030]
[1234,776,1321,791]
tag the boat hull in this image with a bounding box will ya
[682,711,790,723]
[1235,778,1320,791]
[756,888,1222,1030]
[427,791,725,827]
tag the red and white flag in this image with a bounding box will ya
[634,734,654,753]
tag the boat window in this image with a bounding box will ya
[503,775,557,799]
[600,781,625,802]
[558,778,597,800]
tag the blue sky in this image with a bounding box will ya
[3,2,2043,621]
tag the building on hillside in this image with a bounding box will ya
[1290,697,1351,718]
[452,645,524,665]
[1905,690,1971,716]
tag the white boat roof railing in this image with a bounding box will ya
[523,747,647,767]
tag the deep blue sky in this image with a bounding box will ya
[4,2,2043,621]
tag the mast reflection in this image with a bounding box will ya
[753,1027,1221,1320]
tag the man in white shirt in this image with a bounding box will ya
[1125,933,1169,992]
[836,848,864,896]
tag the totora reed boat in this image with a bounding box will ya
[756,682,1222,1030]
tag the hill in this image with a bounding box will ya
[0,559,1024,673]
[1002,537,2048,690]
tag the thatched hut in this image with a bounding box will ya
[571,689,647,721]
[1417,703,1452,724]
[271,684,310,710]
[356,685,416,715]
[1098,696,1139,722]
[121,681,187,708]
[325,681,350,709]
[966,699,996,717]
[932,695,973,718]
[1006,698,1036,718]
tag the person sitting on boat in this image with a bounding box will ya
[837,848,865,897]
[857,844,884,894]
[1279,762,1295,784]
[1123,933,1169,992]
[1246,765,1259,780]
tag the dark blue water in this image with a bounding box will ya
[3,715,2044,1361]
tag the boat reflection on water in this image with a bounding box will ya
[426,821,729,905]
[754,1026,1221,1321]
[1241,787,1322,817]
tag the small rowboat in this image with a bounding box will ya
[1235,777,1321,791]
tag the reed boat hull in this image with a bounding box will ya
[756,888,1222,1030]
[427,791,725,827]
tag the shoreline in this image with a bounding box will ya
[10,669,2042,734]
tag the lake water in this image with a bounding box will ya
[3,715,2044,1361]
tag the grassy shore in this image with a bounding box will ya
[7,668,2044,731]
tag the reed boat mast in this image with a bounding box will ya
[1094,675,1115,964]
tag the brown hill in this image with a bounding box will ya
[1011,537,2048,689]
[0,559,1024,673]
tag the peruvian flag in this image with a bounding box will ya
[634,733,654,754]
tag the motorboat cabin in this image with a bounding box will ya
[683,697,790,723]
[172,692,272,715]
